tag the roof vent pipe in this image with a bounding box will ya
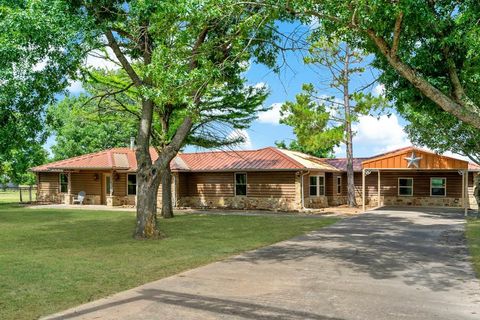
[130,137,135,150]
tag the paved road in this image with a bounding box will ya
[44,207,480,320]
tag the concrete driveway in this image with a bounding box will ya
[44,207,480,320]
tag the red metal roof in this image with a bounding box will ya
[30,146,480,173]
[324,158,370,172]
[176,147,305,171]
[31,148,159,172]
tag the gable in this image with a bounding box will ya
[362,147,468,170]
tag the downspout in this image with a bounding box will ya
[300,170,310,210]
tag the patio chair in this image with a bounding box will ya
[72,191,86,205]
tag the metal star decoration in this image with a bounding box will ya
[405,151,422,168]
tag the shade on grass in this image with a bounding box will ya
[466,218,480,278]
[0,202,338,319]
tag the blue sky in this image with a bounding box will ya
[49,22,457,159]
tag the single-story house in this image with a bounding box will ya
[31,146,480,212]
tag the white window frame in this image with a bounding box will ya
[398,178,413,197]
[234,172,247,196]
[59,173,68,193]
[336,176,342,195]
[430,177,447,197]
[309,175,325,197]
[127,173,137,196]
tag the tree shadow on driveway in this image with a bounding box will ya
[232,209,474,292]
[47,288,345,320]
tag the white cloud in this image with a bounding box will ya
[258,102,283,125]
[66,79,84,94]
[227,129,253,150]
[372,84,385,97]
[333,114,410,157]
[353,114,410,153]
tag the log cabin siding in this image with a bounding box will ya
[247,171,296,198]
[38,172,60,195]
[70,172,101,195]
[186,172,234,197]
[379,171,462,198]
[182,171,297,199]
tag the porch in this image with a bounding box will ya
[37,170,137,207]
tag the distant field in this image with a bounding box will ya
[0,189,36,203]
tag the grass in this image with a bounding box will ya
[0,189,36,204]
[0,202,338,319]
[466,218,480,278]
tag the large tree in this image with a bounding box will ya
[47,94,138,161]
[0,0,87,174]
[280,39,384,207]
[285,0,480,129]
[54,1,276,238]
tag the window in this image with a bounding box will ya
[431,178,446,196]
[309,175,325,196]
[235,173,247,196]
[398,178,413,196]
[59,173,68,193]
[127,174,137,195]
[336,176,342,194]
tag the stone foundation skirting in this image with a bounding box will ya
[382,196,462,208]
[178,196,300,211]
[304,196,328,208]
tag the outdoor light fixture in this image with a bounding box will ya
[93,173,99,181]
[114,173,120,181]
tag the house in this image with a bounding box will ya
[31,146,480,211]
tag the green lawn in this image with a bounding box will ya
[467,218,480,278]
[0,202,338,319]
[0,189,36,204]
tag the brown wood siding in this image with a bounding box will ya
[70,172,101,195]
[247,172,296,198]
[379,171,462,198]
[178,173,189,197]
[325,172,334,197]
[113,173,127,197]
[186,172,234,197]
[353,172,378,198]
[182,171,297,198]
[363,149,468,170]
[353,171,463,198]
[38,172,60,194]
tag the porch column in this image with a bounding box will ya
[377,170,381,207]
[66,172,72,205]
[464,170,468,216]
[362,168,366,211]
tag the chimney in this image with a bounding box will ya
[130,137,135,150]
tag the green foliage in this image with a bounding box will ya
[0,0,93,156]
[275,140,333,158]
[47,94,138,160]
[401,103,480,164]
[287,0,480,128]
[280,38,385,157]
[0,145,47,185]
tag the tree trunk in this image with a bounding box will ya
[134,166,161,239]
[161,166,174,219]
[343,45,357,207]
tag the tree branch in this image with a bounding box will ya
[391,12,404,57]
[105,29,143,86]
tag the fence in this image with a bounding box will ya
[0,186,36,203]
